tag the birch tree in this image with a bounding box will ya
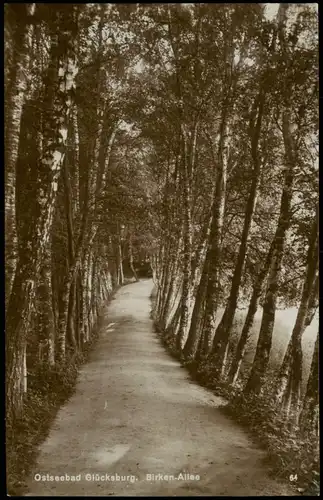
[6,4,80,420]
[5,4,36,307]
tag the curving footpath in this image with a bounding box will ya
[25,279,296,496]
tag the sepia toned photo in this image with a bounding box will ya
[5,3,319,496]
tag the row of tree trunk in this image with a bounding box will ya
[5,4,127,423]
[152,3,318,436]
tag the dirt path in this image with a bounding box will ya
[25,280,296,496]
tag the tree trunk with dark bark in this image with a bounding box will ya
[244,110,297,397]
[201,111,228,353]
[299,330,319,435]
[5,4,36,308]
[273,213,318,421]
[227,236,276,385]
[210,93,265,378]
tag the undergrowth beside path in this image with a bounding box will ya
[151,292,319,497]
[6,295,116,496]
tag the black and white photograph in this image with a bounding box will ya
[5,2,319,496]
